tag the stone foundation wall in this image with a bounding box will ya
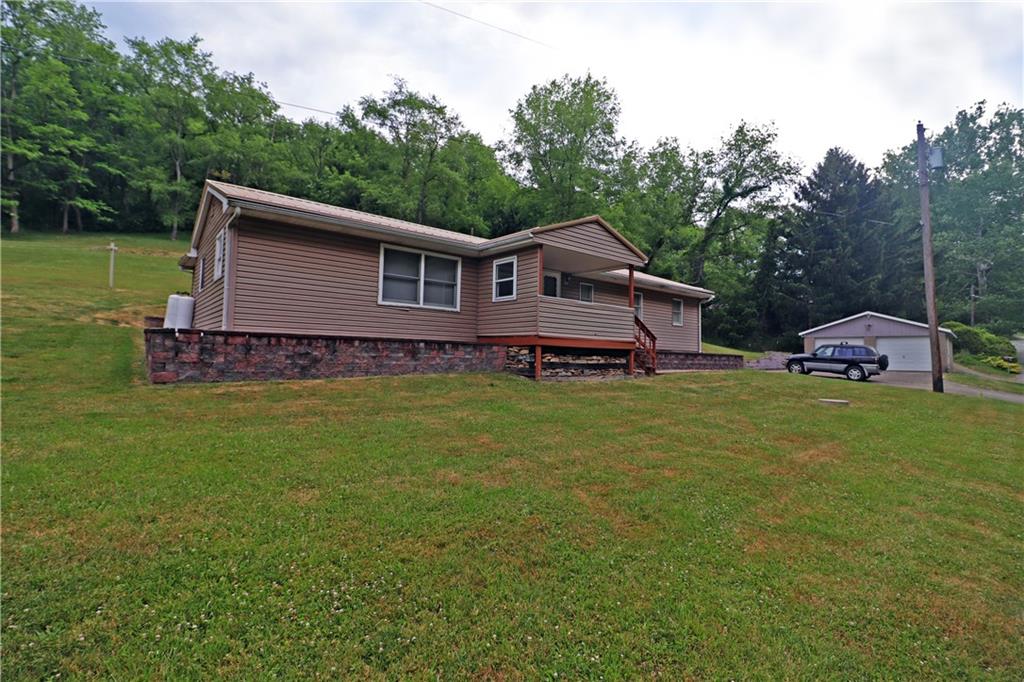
[505,345,632,380]
[145,329,507,384]
[657,351,744,371]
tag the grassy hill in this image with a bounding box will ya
[3,234,1023,678]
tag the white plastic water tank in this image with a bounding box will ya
[163,294,195,329]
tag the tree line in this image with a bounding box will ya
[3,0,1022,347]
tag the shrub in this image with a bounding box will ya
[942,321,1015,357]
[980,356,1022,374]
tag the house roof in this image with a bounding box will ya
[201,180,488,248]
[799,311,956,338]
[588,269,716,300]
[186,180,710,295]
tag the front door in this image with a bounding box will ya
[543,270,561,297]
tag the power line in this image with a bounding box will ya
[275,100,338,117]
[417,1,556,50]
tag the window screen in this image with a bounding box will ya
[672,300,683,326]
[380,247,459,310]
[579,282,594,303]
[493,257,516,300]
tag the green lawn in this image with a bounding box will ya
[702,342,765,361]
[4,234,1024,678]
[948,371,1024,396]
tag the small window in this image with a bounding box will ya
[542,271,560,297]
[379,245,460,310]
[196,257,205,293]
[213,230,226,280]
[672,299,684,326]
[579,282,594,303]
[633,292,643,319]
[493,256,517,301]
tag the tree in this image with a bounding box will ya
[1,0,118,232]
[780,148,892,329]
[124,36,217,240]
[506,73,621,223]
[687,122,798,285]
[879,102,1024,332]
[359,78,463,225]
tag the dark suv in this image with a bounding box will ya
[785,344,889,381]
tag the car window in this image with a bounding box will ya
[836,346,855,359]
[854,347,872,358]
[815,346,834,357]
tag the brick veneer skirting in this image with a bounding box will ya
[145,329,507,384]
[656,351,744,371]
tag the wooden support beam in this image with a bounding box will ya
[628,350,635,375]
[534,344,542,381]
[627,264,635,309]
[478,335,635,350]
[537,245,544,294]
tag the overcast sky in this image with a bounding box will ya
[90,1,1023,170]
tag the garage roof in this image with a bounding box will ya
[799,311,956,338]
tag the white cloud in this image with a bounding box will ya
[92,1,1022,169]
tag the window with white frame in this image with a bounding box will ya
[213,229,226,280]
[196,257,205,293]
[633,291,643,319]
[492,255,517,301]
[672,299,684,326]
[379,245,460,310]
[579,282,594,303]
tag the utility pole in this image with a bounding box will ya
[916,122,943,393]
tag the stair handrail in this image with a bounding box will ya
[634,315,657,374]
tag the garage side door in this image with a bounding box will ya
[816,337,863,348]
[876,336,931,371]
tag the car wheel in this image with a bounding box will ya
[787,361,805,374]
[845,365,865,381]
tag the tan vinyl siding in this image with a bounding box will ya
[562,277,630,308]
[534,222,644,266]
[636,290,702,352]
[537,296,633,341]
[230,220,478,342]
[477,247,540,337]
[191,197,231,329]
[565,276,701,352]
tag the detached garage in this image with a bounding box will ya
[799,311,956,372]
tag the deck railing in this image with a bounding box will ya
[536,295,635,341]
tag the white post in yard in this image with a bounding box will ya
[108,241,118,288]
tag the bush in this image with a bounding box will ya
[942,321,1016,357]
[980,356,1022,374]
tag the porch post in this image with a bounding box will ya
[627,265,635,309]
[537,245,544,294]
[628,265,636,376]
[534,344,542,381]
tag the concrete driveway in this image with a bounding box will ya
[805,370,1024,404]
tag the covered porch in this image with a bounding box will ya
[480,240,657,379]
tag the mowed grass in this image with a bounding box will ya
[3,234,1023,679]
[948,371,1024,396]
[701,341,765,361]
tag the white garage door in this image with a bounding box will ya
[816,337,864,348]
[876,336,931,371]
